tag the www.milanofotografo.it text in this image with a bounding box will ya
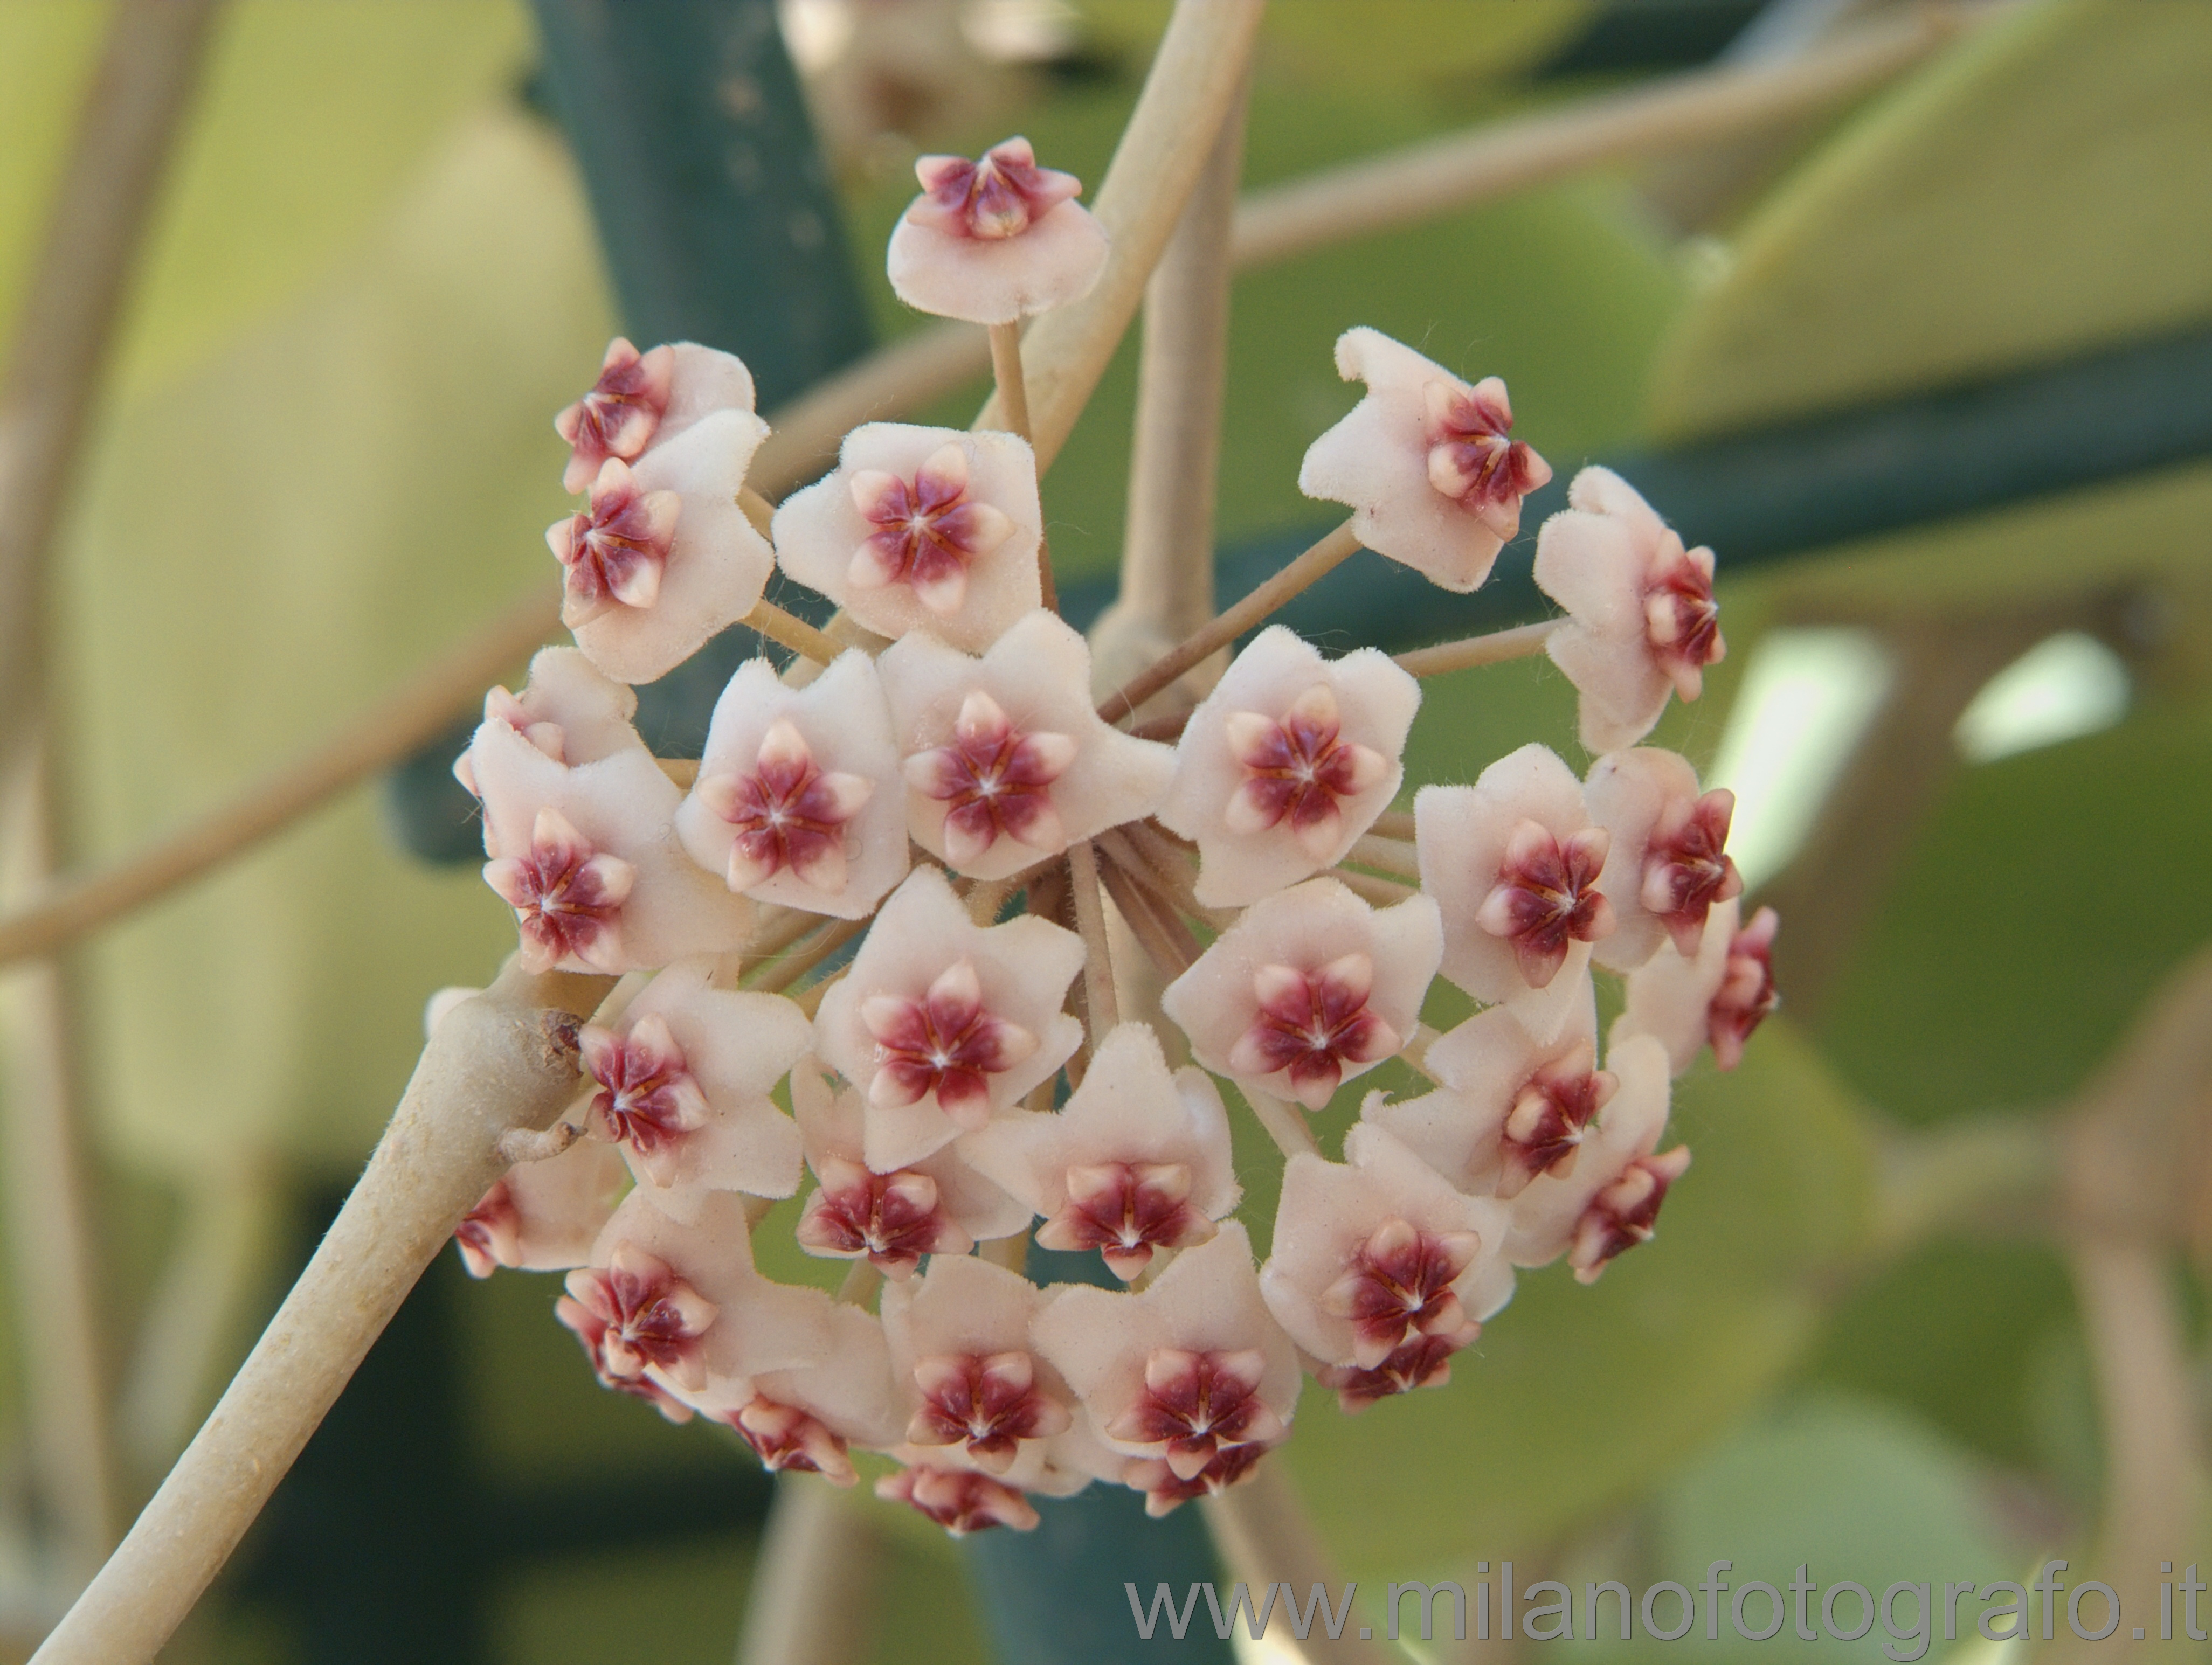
[1128,1562,2212,1656]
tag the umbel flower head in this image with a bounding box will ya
[455,268,1768,1540]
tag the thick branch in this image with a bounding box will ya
[30,961,609,1665]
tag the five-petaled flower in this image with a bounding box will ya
[961,1022,1237,1281]
[556,1244,717,1398]
[1534,467,1726,753]
[1616,896,1781,1074]
[876,1463,1041,1535]
[776,425,1043,651]
[1164,878,1440,1113]
[1158,627,1418,907]
[1585,747,1743,968]
[556,337,673,492]
[851,443,1015,619]
[551,459,678,616]
[888,136,1109,325]
[1299,327,1553,593]
[881,609,1174,879]
[676,651,909,919]
[1415,744,1612,1043]
[485,807,635,973]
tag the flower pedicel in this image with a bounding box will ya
[455,136,1769,1535]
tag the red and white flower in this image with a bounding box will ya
[1156,626,1419,907]
[1032,1225,1299,1516]
[882,610,1176,879]
[1415,744,1613,1044]
[1533,467,1725,753]
[887,136,1109,325]
[775,424,1043,651]
[675,651,909,918]
[1615,896,1780,1074]
[1584,746,1742,968]
[1162,878,1440,1112]
[575,959,813,1212]
[1298,328,1552,593]
[960,1022,1238,1281]
[1261,1125,1510,1406]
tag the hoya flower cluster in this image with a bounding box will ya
[450,138,1775,1534]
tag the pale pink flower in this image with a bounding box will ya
[1032,1224,1300,1516]
[1156,627,1419,907]
[876,1462,1041,1534]
[576,959,812,1215]
[674,651,909,918]
[561,1192,828,1422]
[790,1058,1032,1279]
[815,869,1083,1168]
[1495,1033,1678,1274]
[1615,896,1780,1073]
[547,360,775,684]
[1414,744,1613,1044]
[1298,328,1552,593]
[1162,879,1441,1112]
[721,1298,905,1487]
[1261,1124,1510,1406]
[1533,467,1725,752]
[554,337,758,495]
[881,611,1176,879]
[959,1022,1238,1281]
[473,724,752,972]
[454,647,645,816]
[882,1253,1076,1489]
[887,136,1109,325]
[1361,997,1612,1201]
[774,425,1042,651]
[1584,747,1742,969]
[454,1135,627,1279]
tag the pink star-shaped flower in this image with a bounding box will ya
[1568,1146,1692,1285]
[1162,878,1440,1112]
[905,691,1075,868]
[1315,1334,1468,1413]
[861,958,1040,1128]
[775,424,1042,651]
[472,723,754,973]
[484,807,636,973]
[960,1022,1238,1281]
[876,1463,1040,1535]
[1157,627,1419,907]
[555,337,674,492]
[553,337,758,495]
[1585,747,1743,968]
[454,1135,626,1279]
[1495,1033,1677,1270]
[454,647,645,824]
[881,610,1176,880]
[1415,743,1612,1043]
[1033,1225,1299,1510]
[790,1059,1032,1277]
[888,136,1109,325]
[557,1243,718,1399]
[545,345,774,685]
[676,650,909,919]
[1298,327,1553,593]
[883,1255,1079,1488]
[575,959,812,1211]
[849,442,1016,620]
[1261,1124,1507,1391]
[1533,467,1726,752]
[1360,995,1605,1196]
[1616,896,1780,1073]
